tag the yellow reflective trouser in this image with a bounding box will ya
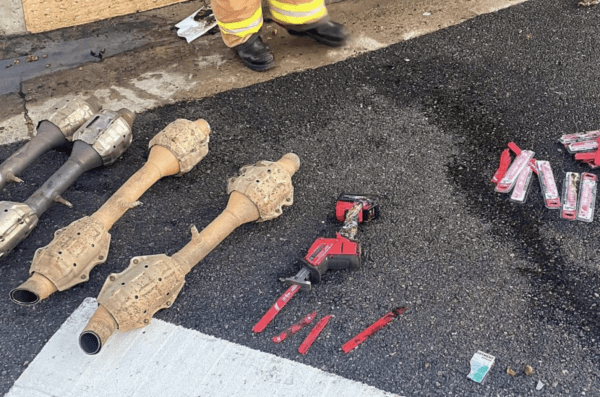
[212,0,328,47]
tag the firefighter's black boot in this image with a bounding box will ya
[286,20,350,47]
[233,33,275,72]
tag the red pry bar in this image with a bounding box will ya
[272,311,317,343]
[298,314,332,355]
[253,284,301,333]
[342,307,406,353]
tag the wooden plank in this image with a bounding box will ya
[21,0,188,33]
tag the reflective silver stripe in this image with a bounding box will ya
[269,4,325,18]
[218,15,263,35]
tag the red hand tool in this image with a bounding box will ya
[252,194,379,333]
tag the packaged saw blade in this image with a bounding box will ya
[561,172,580,220]
[560,130,600,146]
[567,140,598,154]
[577,173,597,223]
[496,150,535,193]
[536,160,561,209]
[510,165,534,204]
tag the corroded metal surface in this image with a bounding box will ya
[0,202,38,258]
[81,153,300,353]
[73,109,135,166]
[148,119,210,176]
[46,97,101,140]
[227,154,299,222]
[98,254,186,330]
[30,217,110,291]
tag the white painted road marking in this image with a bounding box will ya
[5,298,403,397]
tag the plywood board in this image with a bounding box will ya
[22,0,188,33]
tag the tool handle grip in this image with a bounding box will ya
[302,251,361,284]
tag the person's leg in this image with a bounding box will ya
[212,0,275,71]
[267,0,350,46]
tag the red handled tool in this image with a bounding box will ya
[252,194,379,333]
[280,194,379,290]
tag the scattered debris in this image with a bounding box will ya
[536,380,545,390]
[467,351,495,383]
[507,367,517,376]
[537,160,561,209]
[577,173,597,222]
[257,194,379,332]
[510,163,533,204]
[524,365,534,376]
[298,314,331,354]
[272,311,317,343]
[561,130,600,167]
[495,149,535,193]
[578,0,599,6]
[90,49,105,60]
[175,8,218,43]
[13,59,20,64]
[342,307,406,353]
[26,55,39,62]
[561,172,580,220]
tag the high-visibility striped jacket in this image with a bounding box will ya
[212,0,328,47]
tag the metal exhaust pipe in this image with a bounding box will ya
[79,153,300,352]
[12,118,210,305]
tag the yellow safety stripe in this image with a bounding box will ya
[269,0,325,13]
[217,7,263,37]
[269,5,327,25]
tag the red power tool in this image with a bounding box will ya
[281,193,379,290]
[253,194,379,333]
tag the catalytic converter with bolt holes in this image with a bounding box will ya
[0,97,101,191]
[79,153,300,355]
[11,119,210,306]
[0,108,134,263]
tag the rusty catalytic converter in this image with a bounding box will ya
[0,109,134,264]
[11,119,210,306]
[78,153,300,355]
[0,97,101,191]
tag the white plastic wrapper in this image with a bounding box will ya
[560,130,600,145]
[567,140,598,153]
[561,172,580,220]
[496,150,535,193]
[577,173,597,222]
[510,166,534,203]
[468,351,495,383]
[536,160,561,209]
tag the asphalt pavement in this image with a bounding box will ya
[1,0,600,395]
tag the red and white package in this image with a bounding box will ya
[577,173,597,223]
[560,130,600,146]
[561,172,580,220]
[536,160,561,209]
[510,166,533,204]
[496,150,535,193]
[568,140,599,153]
